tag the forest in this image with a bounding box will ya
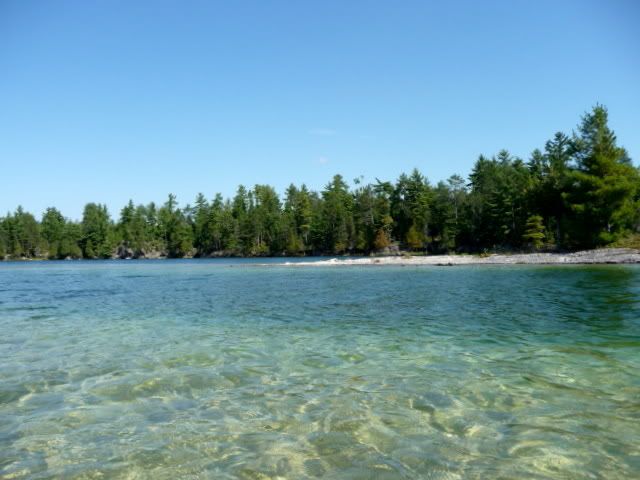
[2,106,639,260]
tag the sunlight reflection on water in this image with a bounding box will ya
[1,260,639,478]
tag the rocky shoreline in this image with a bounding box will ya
[283,248,640,266]
[3,248,640,265]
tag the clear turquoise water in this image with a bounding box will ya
[1,260,639,479]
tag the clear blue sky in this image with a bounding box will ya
[2,0,639,220]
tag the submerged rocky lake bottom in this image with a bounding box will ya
[1,260,639,479]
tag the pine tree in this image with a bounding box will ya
[406,224,424,251]
[566,105,639,247]
[319,175,354,254]
[159,194,193,257]
[373,228,390,251]
[81,203,113,258]
[522,215,545,250]
[41,207,66,258]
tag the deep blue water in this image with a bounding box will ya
[1,260,639,479]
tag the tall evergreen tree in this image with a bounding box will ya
[158,194,193,257]
[41,207,66,258]
[192,193,211,255]
[318,175,354,253]
[391,169,432,249]
[566,105,639,247]
[81,203,113,258]
[528,132,572,247]
[251,185,282,255]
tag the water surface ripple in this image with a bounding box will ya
[1,260,639,479]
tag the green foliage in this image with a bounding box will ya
[406,224,425,251]
[430,176,467,252]
[251,185,282,254]
[527,132,572,248]
[522,215,546,250]
[112,200,164,257]
[610,233,640,249]
[317,175,354,254]
[564,105,639,247]
[81,203,113,258]
[0,207,41,258]
[352,179,394,252]
[0,221,7,258]
[463,151,533,249]
[41,207,82,258]
[282,184,311,255]
[373,228,391,251]
[159,194,193,258]
[391,169,433,247]
[1,106,637,260]
[59,222,83,258]
[41,207,65,258]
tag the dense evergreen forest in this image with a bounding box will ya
[2,106,639,260]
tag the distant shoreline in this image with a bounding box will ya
[281,248,640,266]
[2,248,640,265]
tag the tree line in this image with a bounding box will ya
[1,106,638,259]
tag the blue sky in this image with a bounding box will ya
[1,0,639,220]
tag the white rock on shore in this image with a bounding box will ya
[283,248,640,267]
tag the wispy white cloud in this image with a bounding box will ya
[316,156,329,165]
[309,128,337,136]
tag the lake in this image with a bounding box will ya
[1,260,639,479]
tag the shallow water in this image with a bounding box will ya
[1,260,639,479]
